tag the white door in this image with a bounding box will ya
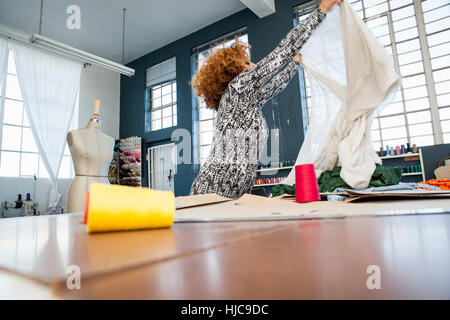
[148,143,176,192]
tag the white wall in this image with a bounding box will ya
[1,64,120,216]
[78,64,121,139]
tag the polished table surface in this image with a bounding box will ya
[0,211,449,299]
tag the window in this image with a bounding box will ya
[295,1,325,126]
[0,50,75,178]
[191,28,248,165]
[423,0,450,143]
[149,81,177,131]
[145,57,177,131]
[294,0,450,150]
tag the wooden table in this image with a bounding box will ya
[0,211,449,299]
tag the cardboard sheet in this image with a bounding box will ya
[175,194,450,222]
[344,189,450,202]
[345,189,450,196]
[276,190,450,203]
[175,193,231,209]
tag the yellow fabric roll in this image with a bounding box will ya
[87,183,175,233]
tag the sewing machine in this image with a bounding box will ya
[1,194,39,218]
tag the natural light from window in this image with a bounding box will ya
[295,0,450,151]
[0,50,75,179]
[150,80,177,131]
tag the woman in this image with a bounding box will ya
[190,0,342,199]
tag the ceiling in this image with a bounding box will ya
[0,0,247,64]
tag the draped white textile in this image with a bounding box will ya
[285,1,401,189]
[0,37,8,90]
[12,41,82,210]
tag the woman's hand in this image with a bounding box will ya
[293,53,302,65]
[319,0,343,13]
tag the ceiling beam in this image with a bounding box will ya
[240,0,276,18]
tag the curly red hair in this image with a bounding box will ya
[192,41,251,111]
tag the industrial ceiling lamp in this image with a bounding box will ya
[30,1,135,77]
[31,34,135,77]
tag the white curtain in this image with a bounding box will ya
[285,1,400,189]
[0,37,8,89]
[12,41,82,210]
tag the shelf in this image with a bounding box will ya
[380,153,419,160]
[402,172,422,176]
[253,182,282,187]
[256,166,294,173]
[254,173,423,186]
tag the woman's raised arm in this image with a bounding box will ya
[236,7,326,91]
[232,0,342,92]
[256,59,301,103]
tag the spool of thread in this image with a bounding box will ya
[295,164,320,203]
[84,183,175,233]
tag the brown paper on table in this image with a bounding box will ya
[435,166,450,179]
[174,194,450,222]
[278,190,450,203]
[344,189,450,202]
[175,193,231,209]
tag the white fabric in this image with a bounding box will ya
[285,1,400,188]
[12,41,82,210]
[0,37,8,90]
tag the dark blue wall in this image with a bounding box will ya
[120,0,309,196]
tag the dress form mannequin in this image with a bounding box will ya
[67,100,114,213]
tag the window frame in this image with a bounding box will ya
[148,79,177,131]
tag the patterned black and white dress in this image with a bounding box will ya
[190,8,326,199]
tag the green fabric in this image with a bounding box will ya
[272,164,402,195]
[317,164,403,193]
[317,166,351,193]
[272,183,296,197]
